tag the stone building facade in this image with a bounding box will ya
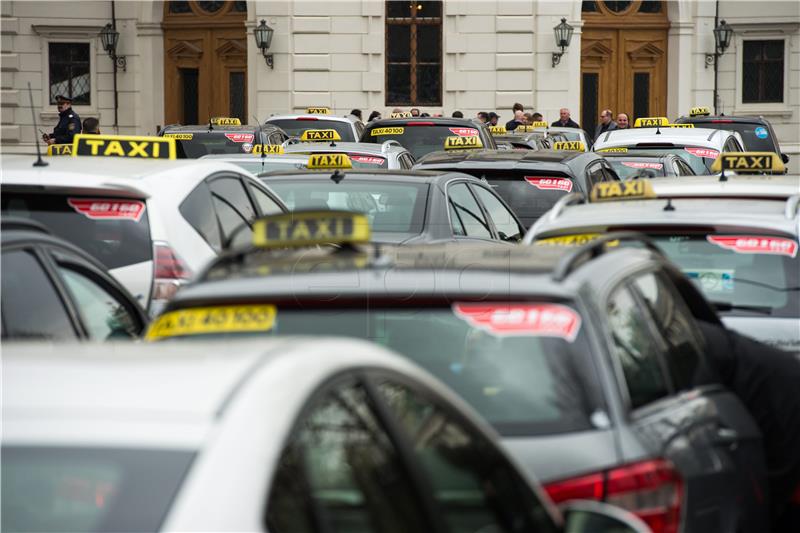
[2,1,798,170]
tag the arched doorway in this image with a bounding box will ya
[162,1,247,125]
[580,1,669,136]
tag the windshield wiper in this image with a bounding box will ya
[711,301,773,315]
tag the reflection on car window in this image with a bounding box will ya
[471,185,522,242]
[209,177,256,243]
[448,183,492,239]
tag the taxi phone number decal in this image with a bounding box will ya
[67,198,145,222]
[350,155,385,165]
[524,177,573,192]
[146,305,277,340]
[449,128,479,137]
[685,147,720,159]
[453,303,581,342]
[225,133,255,143]
[707,235,798,258]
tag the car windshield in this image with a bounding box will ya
[1,446,194,532]
[267,179,427,235]
[160,305,601,436]
[606,159,667,180]
[648,233,799,318]
[363,124,486,159]
[623,146,718,174]
[267,119,356,141]
[692,121,778,152]
[1,193,152,270]
[172,132,259,158]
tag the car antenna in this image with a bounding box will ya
[719,164,728,182]
[253,114,266,172]
[663,197,675,211]
[27,83,48,167]
[330,169,345,184]
[208,118,214,131]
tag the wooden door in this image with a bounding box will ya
[581,1,669,137]
[163,1,247,125]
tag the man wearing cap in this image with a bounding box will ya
[44,95,81,145]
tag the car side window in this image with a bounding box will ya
[470,185,523,242]
[631,271,704,391]
[208,176,257,244]
[677,159,695,175]
[447,183,492,239]
[606,284,671,409]
[601,162,619,181]
[269,132,286,145]
[375,379,559,533]
[55,261,141,340]
[248,182,284,216]
[265,381,429,533]
[179,182,223,251]
[585,163,606,188]
[1,249,77,340]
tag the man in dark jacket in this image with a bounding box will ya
[593,109,617,141]
[44,95,81,145]
[551,108,580,129]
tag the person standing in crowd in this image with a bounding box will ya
[410,108,421,117]
[523,112,533,124]
[594,109,617,141]
[616,113,630,129]
[532,112,544,122]
[367,110,381,122]
[476,111,489,124]
[452,110,464,118]
[551,108,580,129]
[391,107,404,114]
[488,112,500,126]
[505,109,525,131]
[81,117,100,134]
[350,109,362,121]
[44,94,81,145]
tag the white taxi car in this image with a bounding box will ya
[1,339,648,533]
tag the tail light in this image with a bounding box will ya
[151,241,192,304]
[543,459,682,533]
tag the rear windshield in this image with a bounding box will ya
[625,146,717,175]
[1,193,152,270]
[225,159,308,174]
[286,152,388,169]
[171,131,260,158]
[267,179,427,235]
[1,446,194,532]
[606,159,667,180]
[158,305,602,436]
[648,233,799,318]
[267,119,356,142]
[690,121,778,152]
[363,124,489,159]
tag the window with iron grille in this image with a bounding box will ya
[742,40,784,104]
[49,43,91,105]
[385,1,442,106]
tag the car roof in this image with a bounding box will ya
[266,114,360,124]
[676,114,770,125]
[257,168,467,184]
[201,153,310,163]
[594,127,731,147]
[651,175,800,199]
[161,124,280,133]
[283,141,406,155]
[365,117,485,127]
[415,149,592,167]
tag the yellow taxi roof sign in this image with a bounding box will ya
[531,121,549,128]
[489,125,507,135]
[252,210,371,249]
[666,123,694,128]
[553,141,586,151]
[690,106,711,117]
[162,133,194,140]
[71,134,177,159]
[210,117,242,126]
[710,152,785,174]
[389,111,413,118]
[597,147,628,153]
[590,180,657,203]
[515,125,536,133]
[307,153,352,169]
[300,129,341,142]
[252,144,284,155]
[305,106,331,114]
[46,143,72,156]
[443,136,483,150]
[146,305,276,341]
[633,117,669,128]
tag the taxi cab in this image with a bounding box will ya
[1,134,287,313]
[146,211,768,533]
[360,116,497,159]
[412,145,619,227]
[598,150,696,180]
[3,338,651,532]
[1,217,147,340]
[531,126,591,151]
[491,128,569,151]
[284,139,416,169]
[593,118,745,174]
[160,117,289,158]
[264,107,364,142]
[675,106,788,163]
[526,156,799,352]
[257,154,525,244]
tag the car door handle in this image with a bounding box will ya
[713,427,739,448]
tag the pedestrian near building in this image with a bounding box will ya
[476,111,489,124]
[551,108,580,129]
[616,113,630,129]
[452,110,464,118]
[82,117,100,134]
[488,112,500,126]
[532,112,544,122]
[505,109,525,131]
[350,109,362,121]
[367,110,381,122]
[410,108,421,117]
[594,109,617,141]
[44,94,81,145]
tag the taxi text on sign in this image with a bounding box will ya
[444,136,483,150]
[252,144,285,155]
[305,107,331,114]
[633,117,669,128]
[590,180,656,202]
[307,154,352,169]
[210,117,241,125]
[300,129,341,142]
[46,144,72,156]
[71,134,177,159]
[710,152,785,174]
[252,211,371,249]
[553,141,585,151]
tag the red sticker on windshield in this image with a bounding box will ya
[453,303,581,341]
[707,235,798,258]
[524,177,573,192]
[449,127,479,137]
[685,147,719,159]
[621,161,663,170]
[225,133,254,143]
[350,155,385,165]
[67,198,145,222]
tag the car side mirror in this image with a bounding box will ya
[562,500,651,533]
[781,153,789,164]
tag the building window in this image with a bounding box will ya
[742,40,784,104]
[49,43,90,105]
[385,1,442,106]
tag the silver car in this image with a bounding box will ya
[283,140,416,169]
[265,113,364,142]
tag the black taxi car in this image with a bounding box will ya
[360,116,497,159]
[146,211,769,533]
[2,217,147,340]
[413,148,620,227]
[160,117,289,158]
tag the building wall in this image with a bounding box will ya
[2,0,798,172]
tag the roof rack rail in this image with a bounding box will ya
[546,192,586,222]
[551,231,663,282]
[381,139,402,153]
[785,194,800,220]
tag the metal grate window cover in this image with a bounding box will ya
[49,43,90,105]
[743,40,784,104]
